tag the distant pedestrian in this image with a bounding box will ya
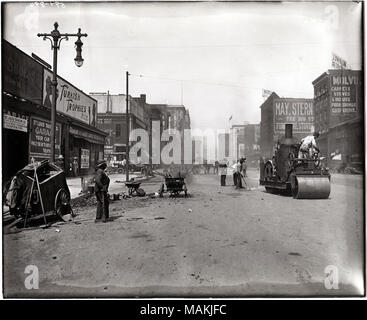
[232,160,238,186]
[94,160,110,223]
[121,158,127,173]
[203,160,208,174]
[214,160,219,174]
[235,159,245,189]
[72,158,79,177]
[218,159,228,186]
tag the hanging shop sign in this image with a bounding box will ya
[273,99,314,134]
[29,117,61,158]
[81,149,90,169]
[43,69,97,125]
[3,109,28,132]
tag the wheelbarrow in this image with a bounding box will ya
[125,182,146,197]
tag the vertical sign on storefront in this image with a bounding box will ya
[81,149,90,169]
[29,117,61,159]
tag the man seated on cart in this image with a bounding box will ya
[298,131,320,159]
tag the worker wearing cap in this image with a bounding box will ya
[298,132,320,159]
[95,160,110,223]
[55,154,64,170]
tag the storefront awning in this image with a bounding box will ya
[70,126,106,145]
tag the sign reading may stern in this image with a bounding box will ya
[43,69,97,125]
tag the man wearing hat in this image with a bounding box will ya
[55,154,64,170]
[95,160,110,223]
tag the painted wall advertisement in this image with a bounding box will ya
[3,41,43,104]
[273,99,314,137]
[330,74,360,114]
[81,149,90,169]
[29,117,61,158]
[43,69,97,125]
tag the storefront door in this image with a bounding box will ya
[2,128,29,182]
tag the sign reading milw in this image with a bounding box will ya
[43,69,97,125]
[273,98,314,134]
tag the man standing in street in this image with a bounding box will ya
[218,159,228,186]
[95,160,110,223]
[121,158,127,173]
[235,158,245,189]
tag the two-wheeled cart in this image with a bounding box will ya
[159,175,188,197]
[4,160,74,228]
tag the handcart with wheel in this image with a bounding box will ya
[4,160,74,227]
[159,174,188,197]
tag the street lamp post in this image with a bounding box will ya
[37,22,87,162]
[126,71,130,182]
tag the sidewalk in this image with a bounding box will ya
[66,173,142,199]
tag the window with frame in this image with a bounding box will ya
[116,124,121,137]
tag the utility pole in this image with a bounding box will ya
[126,71,130,182]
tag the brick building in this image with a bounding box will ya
[312,69,363,169]
[260,92,314,158]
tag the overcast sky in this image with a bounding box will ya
[3,1,362,130]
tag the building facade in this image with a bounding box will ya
[260,92,315,158]
[93,93,191,166]
[91,93,150,164]
[312,69,363,169]
[2,40,106,181]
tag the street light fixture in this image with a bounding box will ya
[37,22,87,162]
[74,29,84,67]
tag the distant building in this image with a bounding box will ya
[312,69,363,169]
[244,123,260,165]
[231,123,260,164]
[260,92,314,158]
[92,93,191,165]
[91,93,149,165]
[231,125,246,159]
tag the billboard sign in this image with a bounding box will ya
[29,117,61,158]
[274,99,314,134]
[43,69,97,125]
[330,73,360,114]
[2,41,43,104]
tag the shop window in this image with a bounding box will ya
[116,124,121,137]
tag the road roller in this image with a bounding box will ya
[259,124,331,199]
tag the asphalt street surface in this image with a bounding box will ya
[3,169,364,297]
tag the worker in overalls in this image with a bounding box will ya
[95,160,110,223]
[298,132,320,159]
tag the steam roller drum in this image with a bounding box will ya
[292,176,330,199]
